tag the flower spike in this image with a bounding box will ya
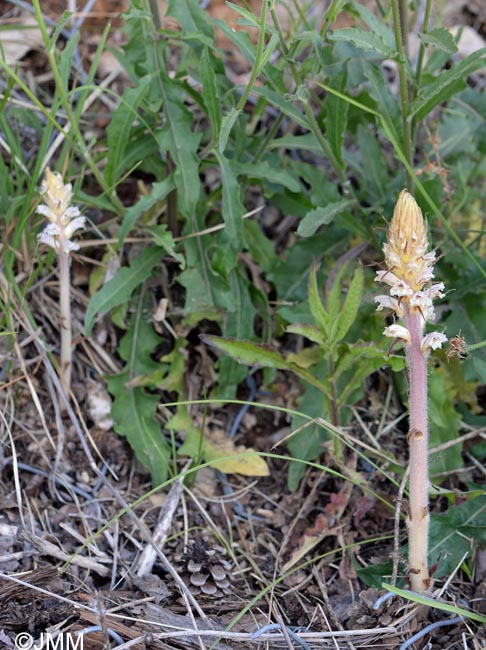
[375,189,448,594]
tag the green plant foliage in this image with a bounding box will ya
[85,247,162,335]
[429,495,486,578]
[106,295,171,486]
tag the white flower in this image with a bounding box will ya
[390,279,414,297]
[421,331,448,354]
[383,324,411,345]
[374,294,404,318]
[375,270,401,287]
[426,283,445,300]
[36,168,85,254]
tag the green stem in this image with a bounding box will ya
[236,1,269,112]
[269,6,377,245]
[31,0,124,215]
[391,0,414,189]
[414,0,432,88]
[412,0,433,140]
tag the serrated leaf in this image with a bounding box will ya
[202,334,327,392]
[218,107,240,152]
[200,48,221,137]
[324,75,348,170]
[204,429,269,476]
[156,74,201,218]
[167,0,213,38]
[353,3,395,50]
[308,263,329,334]
[364,64,402,144]
[243,220,276,273]
[146,224,185,268]
[202,335,289,369]
[259,31,280,70]
[297,200,353,237]
[107,374,170,486]
[328,27,394,58]
[335,266,364,342]
[119,176,175,244]
[418,27,458,54]
[429,496,486,578]
[232,160,301,192]
[105,82,150,187]
[410,50,486,121]
[85,247,161,335]
[357,125,388,201]
[214,150,244,248]
[106,308,171,486]
[286,323,325,346]
[252,85,309,129]
[210,17,256,65]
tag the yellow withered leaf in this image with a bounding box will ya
[204,429,270,477]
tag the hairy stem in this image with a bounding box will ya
[404,307,430,593]
[58,249,72,400]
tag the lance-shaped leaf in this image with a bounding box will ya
[201,335,327,392]
[308,262,329,334]
[334,266,364,342]
[85,247,161,335]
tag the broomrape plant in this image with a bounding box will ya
[375,190,447,593]
[37,168,86,398]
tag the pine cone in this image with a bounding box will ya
[176,538,233,597]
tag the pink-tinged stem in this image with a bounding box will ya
[58,241,72,401]
[404,306,431,592]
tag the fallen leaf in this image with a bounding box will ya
[204,429,269,477]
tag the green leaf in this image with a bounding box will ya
[106,304,171,486]
[232,160,302,192]
[410,49,486,121]
[356,125,388,202]
[243,220,276,273]
[108,374,170,485]
[297,200,353,237]
[308,263,329,334]
[104,82,150,187]
[167,0,213,38]
[219,107,240,153]
[328,27,394,58]
[324,75,349,170]
[428,371,462,476]
[200,48,221,138]
[429,496,486,579]
[146,224,185,268]
[213,151,244,248]
[202,335,289,369]
[259,31,280,70]
[353,3,395,49]
[85,247,161,335]
[286,323,325,346]
[202,335,327,392]
[156,73,201,218]
[418,27,458,54]
[252,85,310,129]
[364,64,402,144]
[335,266,364,342]
[119,176,175,243]
[210,17,256,65]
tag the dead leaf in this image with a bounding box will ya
[204,429,269,477]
